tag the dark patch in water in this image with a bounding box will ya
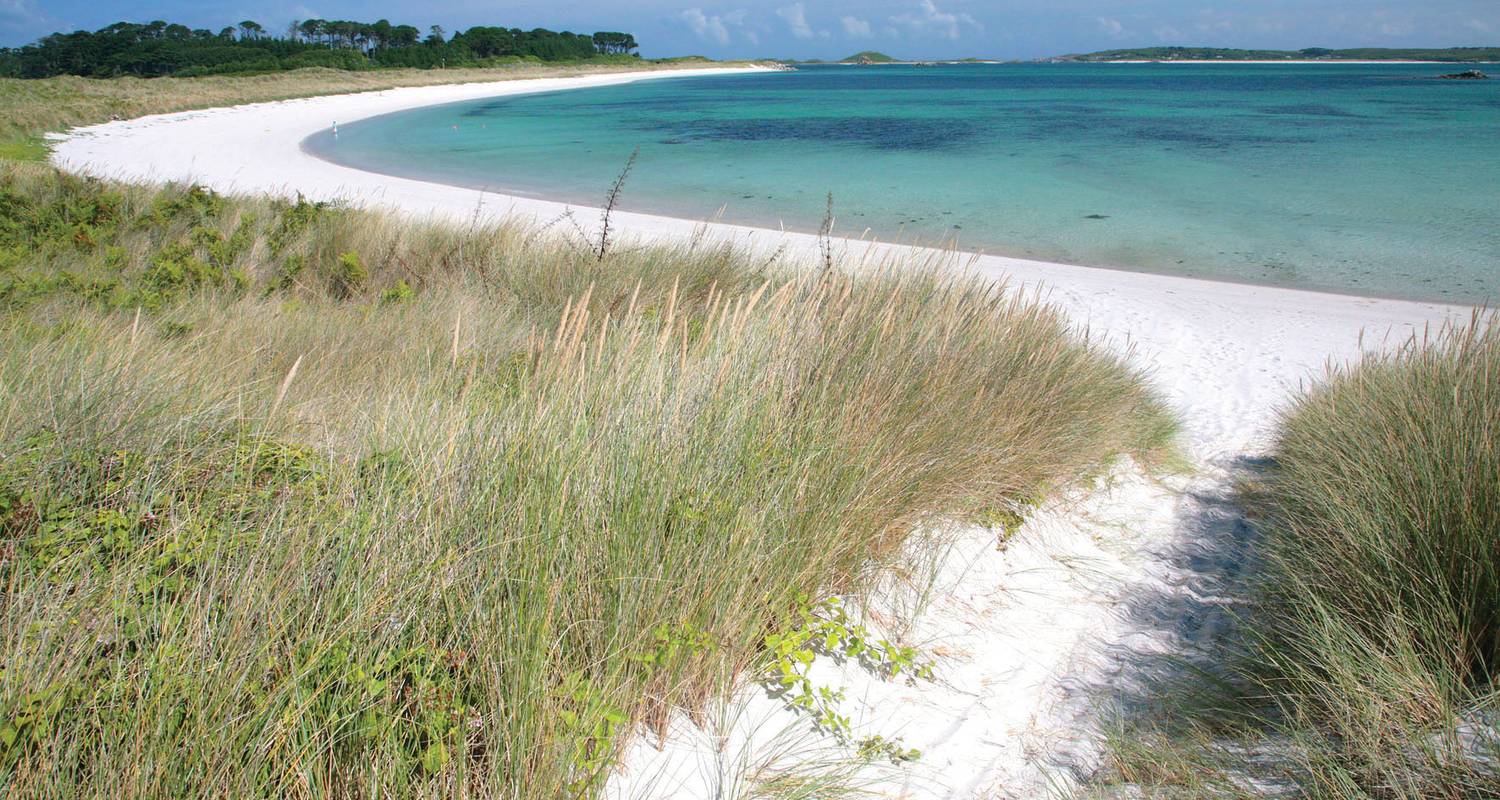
[1084,214,1109,220]
[459,101,524,118]
[1134,128,1227,147]
[1131,123,1315,149]
[647,116,980,151]
[1257,104,1361,118]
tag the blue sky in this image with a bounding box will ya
[3,1,1497,59]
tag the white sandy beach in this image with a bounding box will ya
[51,66,1465,798]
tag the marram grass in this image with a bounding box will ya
[1249,314,1500,798]
[1094,316,1500,799]
[0,163,1173,797]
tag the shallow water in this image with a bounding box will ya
[306,64,1500,303]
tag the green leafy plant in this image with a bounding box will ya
[141,184,224,227]
[380,279,414,304]
[762,595,932,762]
[333,251,367,297]
[267,194,330,256]
[627,621,716,672]
[553,670,629,793]
[294,640,477,777]
[971,497,1037,549]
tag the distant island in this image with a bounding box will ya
[769,46,1500,67]
[778,51,898,65]
[1056,46,1500,63]
[780,52,999,66]
[841,50,898,64]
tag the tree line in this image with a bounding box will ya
[0,18,641,78]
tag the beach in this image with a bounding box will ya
[50,67,1464,797]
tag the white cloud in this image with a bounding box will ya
[1367,9,1414,38]
[0,0,28,21]
[0,0,41,26]
[1467,18,1494,33]
[678,7,766,47]
[1152,24,1183,41]
[0,0,63,41]
[889,0,980,41]
[680,8,730,45]
[777,3,816,39]
[841,15,873,39]
[1096,16,1126,39]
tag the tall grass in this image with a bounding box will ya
[0,163,1173,797]
[1250,315,1500,797]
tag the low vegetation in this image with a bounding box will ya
[0,163,1173,796]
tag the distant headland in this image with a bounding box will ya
[775,47,1500,67]
[779,51,999,66]
[1051,46,1500,63]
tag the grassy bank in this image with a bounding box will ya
[0,60,731,163]
[0,163,1173,796]
[1099,316,1500,799]
[1251,316,1500,797]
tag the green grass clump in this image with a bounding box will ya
[1251,315,1500,796]
[0,163,1173,797]
[0,137,46,163]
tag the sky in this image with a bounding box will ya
[3,0,1497,59]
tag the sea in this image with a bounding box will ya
[305,63,1500,303]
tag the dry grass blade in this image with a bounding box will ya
[0,162,1174,798]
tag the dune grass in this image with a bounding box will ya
[1096,316,1500,799]
[1248,315,1500,797]
[0,163,1174,797]
[0,60,743,163]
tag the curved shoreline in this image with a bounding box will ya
[48,67,1462,458]
[297,116,1457,308]
[291,66,1486,308]
[46,67,1470,796]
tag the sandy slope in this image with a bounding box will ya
[50,67,1465,797]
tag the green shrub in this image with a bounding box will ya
[380,279,413,304]
[333,251,367,297]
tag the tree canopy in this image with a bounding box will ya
[0,17,640,78]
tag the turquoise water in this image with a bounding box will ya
[306,64,1500,303]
